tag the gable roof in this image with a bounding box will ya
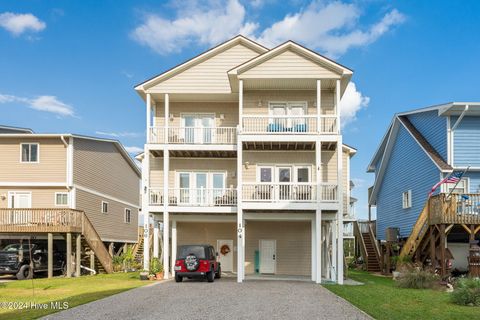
[134,35,268,97]
[368,115,452,205]
[0,133,141,177]
[227,40,353,95]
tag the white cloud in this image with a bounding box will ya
[0,93,74,117]
[339,82,369,127]
[95,131,142,138]
[0,12,46,36]
[132,1,405,57]
[124,146,144,154]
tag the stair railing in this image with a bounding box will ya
[354,221,369,266]
[81,213,113,273]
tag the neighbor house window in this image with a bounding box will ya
[101,201,109,214]
[124,208,131,223]
[55,193,69,206]
[402,190,412,209]
[445,178,469,194]
[21,143,39,163]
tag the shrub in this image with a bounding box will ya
[397,269,438,289]
[149,257,163,274]
[451,278,480,306]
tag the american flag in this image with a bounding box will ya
[428,171,463,197]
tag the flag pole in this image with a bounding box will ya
[446,166,470,200]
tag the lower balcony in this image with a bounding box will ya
[149,188,237,208]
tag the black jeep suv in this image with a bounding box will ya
[0,242,66,279]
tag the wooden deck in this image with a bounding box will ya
[429,193,480,225]
[0,208,83,233]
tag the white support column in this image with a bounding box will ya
[153,221,159,258]
[237,80,244,283]
[171,220,177,275]
[315,139,322,283]
[164,93,170,143]
[142,146,150,271]
[316,210,322,284]
[146,93,152,143]
[331,221,337,282]
[311,218,316,281]
[163,145,170,279]
[238,80,243,133]
[316,79,321,132]
[336,79,344,284]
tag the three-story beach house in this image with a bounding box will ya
[368,103,480,274]
[136,36,355,283]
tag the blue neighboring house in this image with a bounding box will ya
[368,102,480,248]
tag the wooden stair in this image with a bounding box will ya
[354,221,381,272]
[132,227,153,263]
[362,232,381,272]
[399,200,430,259]
[80,214,113,273]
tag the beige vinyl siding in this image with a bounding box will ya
[0,137,66,183]
[243,151,316,183]
[243,90,335,115]
[76,189,138,242]
[176,222,237,268]
[150,44,260,94]
[150,158,236,188]
[73,138,140,206]
[240,50,340,79]
[154,102,239,127]
[0,187,69,208]
[245,221,311,276]
[321,150,338,183]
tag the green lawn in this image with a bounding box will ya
[0,272,148,320]
[324,270,478,320]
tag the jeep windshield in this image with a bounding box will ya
[177,246,206,259]
[2,244,34,252]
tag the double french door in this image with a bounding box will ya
[178,172,225,205]
[182,114,215,144]
[269,103,307,130]
[257,166,311,201]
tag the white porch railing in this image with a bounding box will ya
[149,188,237,206]
[241,115,338,134]
[240,183,337,202]
[149,127,237,144]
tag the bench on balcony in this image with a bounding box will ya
[267,123,308,133]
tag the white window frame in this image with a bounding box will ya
[54,192,69,206]
[402,190,412,209]
[445,178,470,194]
[7,191,32,208]
[101,201,109,214]
[268,101,308,116]
[20,143,40,163]
[124,208,131,224]
[256,164,312,183]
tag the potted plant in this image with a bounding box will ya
[150,257,164,280]
[139,269,149,280]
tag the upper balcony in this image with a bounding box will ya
[241,115,337,135]
[149,127,237,145]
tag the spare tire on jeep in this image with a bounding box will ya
[185,254,199,271]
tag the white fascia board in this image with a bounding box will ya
[243,212,314,221]
[368,118,400,204]
[366,118,395,172]
[161,215,236,223]
[0,182,67,187]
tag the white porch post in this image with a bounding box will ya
[163,93,170,278]
[146,93,152,143]
[237,79,244,283]
[142,146,150,270]
[171,220,177,275]
[164,93,169,143]
[153,221,159,258]
[315,139,322,283]
[316,79,321,132]
[239,79,243,133]
[311,219,315,282]
[336,79,344,284]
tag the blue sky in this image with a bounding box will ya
[1,1,479,219]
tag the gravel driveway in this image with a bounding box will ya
[44,278,371,320]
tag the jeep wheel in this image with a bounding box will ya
[215,266,221,279]
[207,269,215,282]
[16,265,33,280]
[175,274,183,282]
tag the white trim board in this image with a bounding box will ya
[0,182,67,187]
[74,184,140,208]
